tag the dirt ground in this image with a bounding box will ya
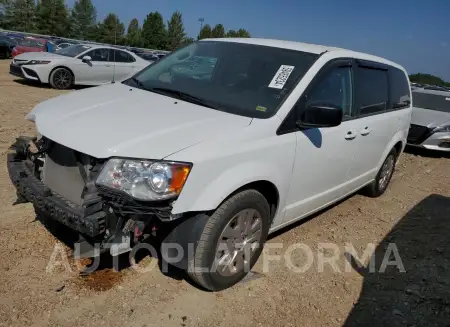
[0,59,449,327]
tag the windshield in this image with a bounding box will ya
[129,41,318,118]
[56,44,91,57]
[412,91,450,113]
[18,39,44,48]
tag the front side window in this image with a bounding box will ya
[354,67,389,115]
[85,48,109,62]
[128,41,319,118]
[305,66,354,118]
[389,67,411,109]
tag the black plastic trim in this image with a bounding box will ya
[9,63,23,77]
[7,152,105,237]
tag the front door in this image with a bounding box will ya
[75,48,113,84]
[283,60,360,223]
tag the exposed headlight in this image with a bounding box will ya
[96,158,192,201]
[27,60,51,65]
[434,125,450,133]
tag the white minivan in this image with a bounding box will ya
[7,38,412,291]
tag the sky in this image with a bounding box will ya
[66,0,450,80]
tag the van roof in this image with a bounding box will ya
[203,38,405,71]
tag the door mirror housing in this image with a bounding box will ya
[81,55,92,63]
[296,103,343,129]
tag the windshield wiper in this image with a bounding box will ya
[148,87,218,109]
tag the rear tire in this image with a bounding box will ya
[363,148,397,197]
[49,67,73,90]
[187,189,270,291]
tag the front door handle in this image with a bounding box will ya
[344,131,357,140]
[360,126,372,136]
[105,64,112,67]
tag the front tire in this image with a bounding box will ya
[363,148,397,197]
[49,67,73,90]
[187,189,270,291]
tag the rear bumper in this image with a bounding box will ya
[7,152,106,237]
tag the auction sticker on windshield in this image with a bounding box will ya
[268,65,295,89]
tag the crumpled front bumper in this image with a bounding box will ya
[7,151,106,237]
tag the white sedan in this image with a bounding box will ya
[9,44,150,89]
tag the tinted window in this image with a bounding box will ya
[58,43,71,49]
[130,41,318,118]
[305,66,354,118]
[110,50,135,63]
[57,44,91,57]
[86,48,109,61]
[171,55,218,81]
[18,39,44,48]
[354,67,389,115]
[389,67,411,109]
[412,91,450,113]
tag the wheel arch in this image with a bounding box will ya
[218,180,280,223]
[171,160,287,223]
[49,65,75,84]
[377,131,406,170]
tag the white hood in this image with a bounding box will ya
[28,83,252,159]
[15,52,67,61]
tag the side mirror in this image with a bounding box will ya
[81,55,92,63]
[296,102,343,128]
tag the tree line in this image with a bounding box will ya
[0,0,251,50]
[409,73,450,87]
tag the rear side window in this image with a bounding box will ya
[354,66,389,115]
[389,67,411,109]
[111,50,135,63]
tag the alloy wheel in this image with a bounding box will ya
[53,69,71,89]
[379,155,395,190]
[214,209,263,277]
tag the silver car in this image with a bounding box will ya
[407,88,450,151]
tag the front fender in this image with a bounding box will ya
[171,161,288,215]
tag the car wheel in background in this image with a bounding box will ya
[187,189,270,291]
[363,148,398,197]
[49,67,73,90]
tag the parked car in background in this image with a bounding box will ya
[11,38,45,58]
[170,55,217,80]
[0,35,17,58]
[407,88,450,151]
[10,44,150,89]
[50,39,76,51]
[7,39,412,291]
[55,42,74,51]
[136,52,159,62]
